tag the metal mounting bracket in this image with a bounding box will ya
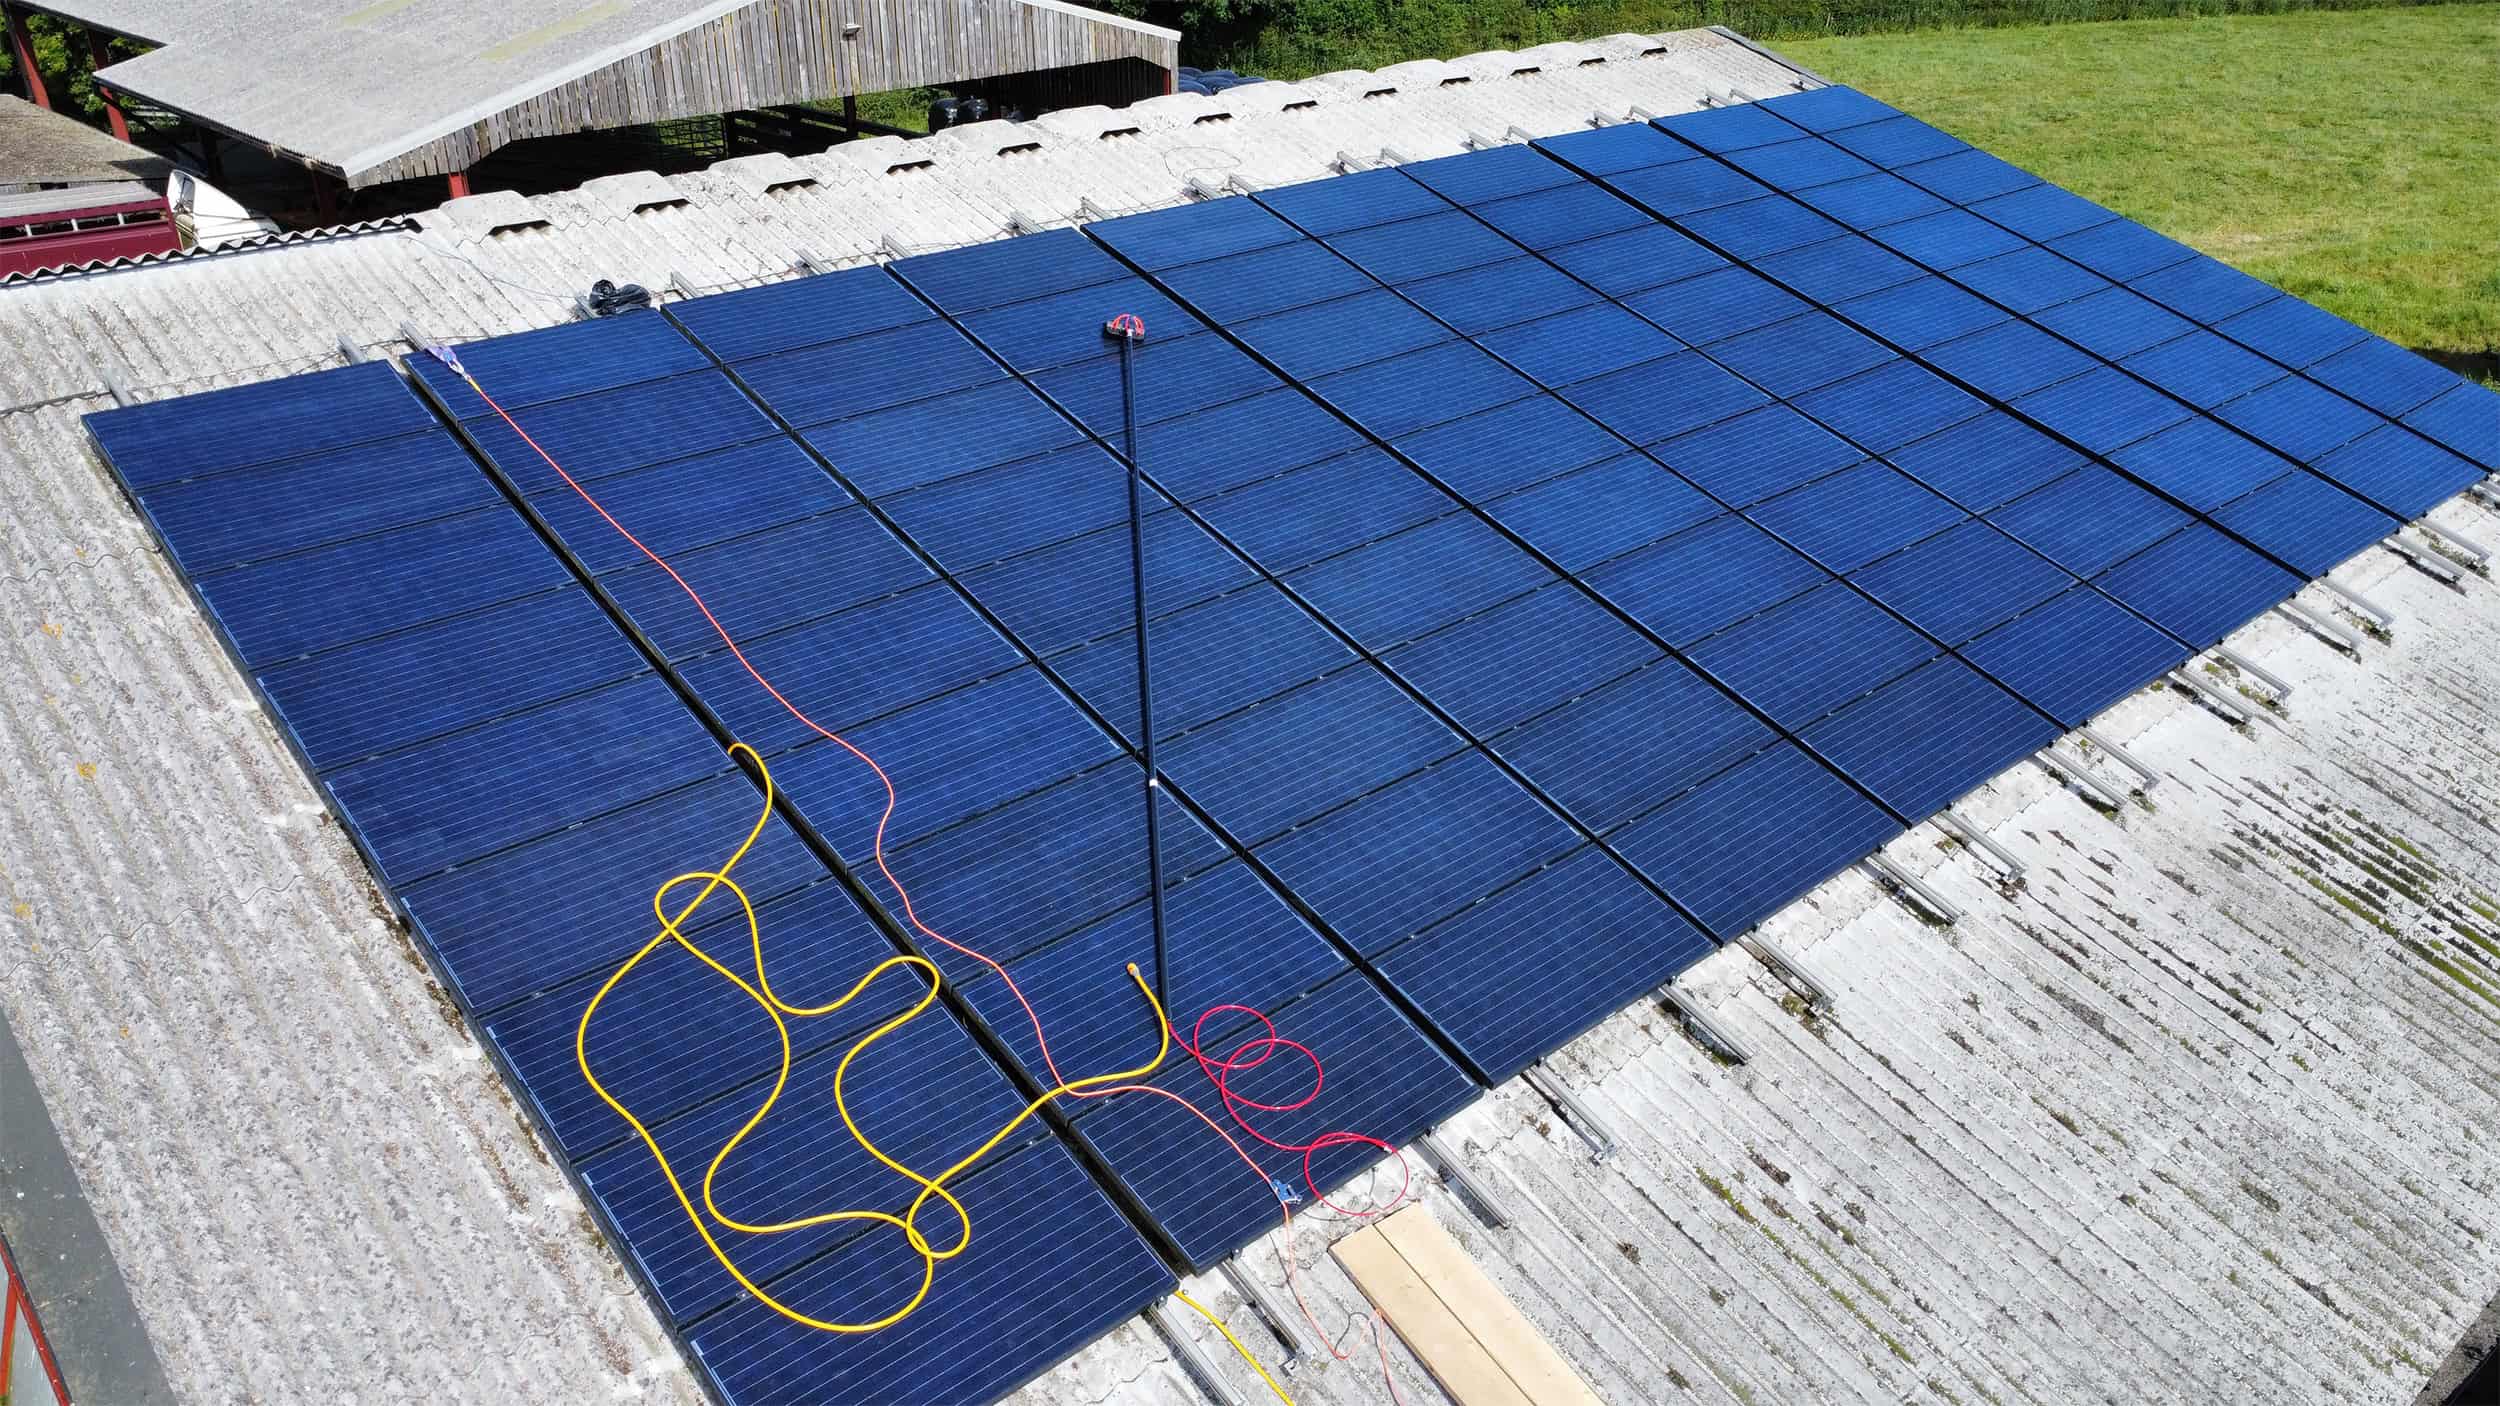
[1741,929,1841,1007]
[1658,983,1750,1063]
[1858,856,1961,926]
[2075,727,2160,791]
[1522,1064,1617,1163]
[1415,1133,1509,1230]
[1938,809,2024,879]
[1150,1298,1247,1406]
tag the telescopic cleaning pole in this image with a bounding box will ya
[1103,312,1168,1018]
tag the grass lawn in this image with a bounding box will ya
[1783,5,2500,366]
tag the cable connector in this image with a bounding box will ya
[421,344,466,377]
[1102,312,1146,343]
[1268,1177,1303,1206]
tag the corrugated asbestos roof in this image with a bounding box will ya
[0,93,171,187]
[20,0,1178,184]
[2,27,2496,1406]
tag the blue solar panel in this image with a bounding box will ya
[2312,424,2485,520]
[2093,525,2300,649]
[1750,461,1965,573]
[1612,742,1899,938]
[1722,138,1880,191]
[678,585,1021,755]
[410,320,705,413]
[1482,452,1720,570]
[1309,340,1536,437]
[2212,376,2384,463]
[1795,360,1983,454]
[1536,120,1693,176]
[1153,239,1380,321]
[669,265,931,361]
[1605,157,1771,219]
[2210,472,2395,577]
[1653,405,1864,510]
[1586,513,1824,647]
[1288,513,1554,650]
[1326,210,1521,284]
[1823,117,1969,169]
[1704,312,1896,398]
[1393,395,1627,500]
[326,674,726,887]
[1233,289,1452,380]
[90,361,441,487]
[1197,449,1449,570]
[1159,667,1467,844]
[684,1137,1173,1404]
[1894,148,2039,203]
[1383,584,1662,737]
[601,508,930,660]
[2402,382,2499,469]
[2131,256,2283,324]
[2031,286,2199,360]
[1753,235,1924,305]
[1380,846,1713,1083]
[132,429,503,576]
[1137,388,1368,501]
[2011,365,2193,455]
[259,587,644,771]
[1759,85,1901,134]
[1053,584,1354,747]
[1964,184,2115,242]
[2047,219,2198,281]
[1654,103,1806,153]
[1399,255,1606,334]
[1679,196,1846,261]
[1849,518,2071,646]
[739,321,1004,427]
[2105,417,2295,512]
[958,277,1207,372]
[1622,266,1808,345]
[1834,277,2009,350]
[1802,656,2055,822]
[1922,320,2097,400]
[1478,302,1684,388]
[1947,246,2112,314]
[1883,409,2087,512]
[1543,222,1729,297]
[530,437,852,576]
[456,369,782,489]
[1073,969,1475,1269]
[1404,143,1582,204]
[2213,295,2368,369]
[804,380,1087,497]
[1689,581,1938,728]
[1563,350,1771,446]
[2119,331,2285,409]
[1791,172,1950,229]
[194,506,573,667]
[1036,334,1274,435]
[1864,208,2027,269]
[1254,751,1580,957]
[1468,182,1653,250]
[1960,586,2185,727]
[1989,467,2191,575]
[962,511,1255,655]
[892,226,1130,311]
[1494,658,1772,832]
[879,441,1137,572]
[2305,336,2463,418]
[1257,166,1452,235]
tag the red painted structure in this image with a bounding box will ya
[0,184,179,276]
[4,1,48,109]
[0,1229,73,1406]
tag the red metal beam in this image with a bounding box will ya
[87,29,129,141]
[5,3,50,109]
[446,169,471,199]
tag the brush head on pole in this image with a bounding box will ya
[1102,313,1147,342]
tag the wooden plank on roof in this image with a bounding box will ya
[1332,1202,1603,1406]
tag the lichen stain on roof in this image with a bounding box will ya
[2,26,2494,1406]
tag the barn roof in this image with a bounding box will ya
[14,0,1178,185]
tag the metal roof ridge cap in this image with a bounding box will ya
[577,170,688,217]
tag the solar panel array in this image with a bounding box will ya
[86,85,2493,1405]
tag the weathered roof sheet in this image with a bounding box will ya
[0,93,170,187]
[21,0,1179,184]
[2,27,2493,1406]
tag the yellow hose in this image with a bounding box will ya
[1173,1288,1299,1405]
[575,742,1172,1331]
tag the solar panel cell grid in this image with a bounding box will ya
[1542,222,1730,297]
[1821,116,1969,169]
[2092,524,2301,649]
[1687,581,1938,729]
[1477,301,1686,388]
[805,380,1088,497]
[1748,460,1966,573]
[1847,518,2073,646]
[1654,103,1807,153]
[2312,424,2486,520]
[1392,394,1629,501]
[1864,208,2028,270]
[1611,741,1900,938]
[1196,448,1451,571]
[1801,655,2057,823]
[1051,584,1355,747]
[737,321,1005,427]
[1964,183,2117,242]
[1679,195,1846,260]
[1586,512,1826,648]
[1231,288,1455,381]
[1563,349,1773,446]
[2032,286,2199,361]
[135,431,502,575]
[1945,245,2112,314]
[1396,255,1608,335]
[2119,331,2287,410]
[1467,181,1655,250]
[1721,138,1880,191]
[1604,157,1772,219]
[668,265,932,362]
[1704,312,1896,398]
[958,277,1209,373]
[1535,119,1693,175]
[1834,276,2010,349]
[2210,472,2397,578]
[2212,375,2386,464]
[1287,512,1556,651]
[1760,85,1901,133]
[1325,209,1523,284]
[2010,364,2193,455]
[1383,583,1663,737]
[93,360,442,487]
[1622,265,1809,345]
[1153,239,1381,322]
[2306,335,2464,417]
[1791,171,1950,229]
[1404,142,1584,204]
[1960,585,2186,727]
[1988,466,2191,576]
[1158,666,1469,845]
[529,438,853,578]
[1793,359,1983,454]
[2401,382,2500,468]
[892,225,1132,311]
[1482,452,1722,570]
[1750,234,1926,307]
[457,370,781,492]
[1493,659,1775,832]
[599,508,931,660]
[2105,417,2295,512]
[1884,410,2088,513]
[1308,339,1538,437]
[1255,165,1452,236]
[1921,319,2097,401]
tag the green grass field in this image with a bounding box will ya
[1784,6,2500,365]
